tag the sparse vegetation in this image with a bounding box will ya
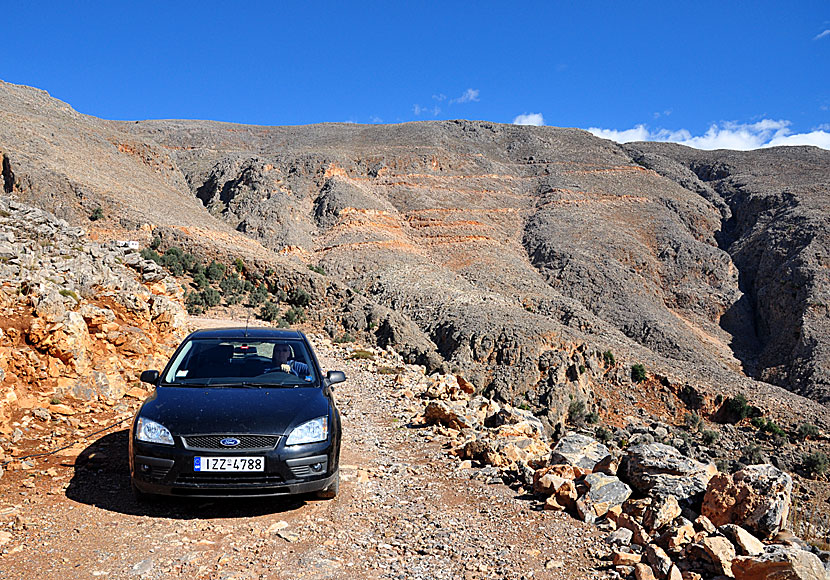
[602,350,615,367]
[58,288,79,301]
[585,411,600,424]
[567,399,587,425]
[631,363,647,383]
[334,333,354,344]
[89,206,104,221]
[796,423,820,440]
[308,264,326,275]
[684,411,702,432]
[701,429,720,445]
[595,426,612,444]
[741,444,766,465]
[722,393,760,423]
[751,416,787,438]
[802,452,829,478]
[348,349,375,360]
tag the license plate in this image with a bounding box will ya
[194,457,264,472]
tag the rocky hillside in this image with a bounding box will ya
[1,80,829,440]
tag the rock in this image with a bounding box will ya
[720,524,765,557]
[424,400,475,431]
[578,472,632,521]
[614,551,642,566]
[550,432,611,470]
[606,528,634,548]
[618,512,653,546]
[645,543,674,579]
[732,545,827,580]
[620,443,717,507]
[701,464,792,539]
[643,495,682,533]
[701,535,737,577]
[656,519,696,555]
[635,562,658,580]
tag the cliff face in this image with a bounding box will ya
[1,80,829,429]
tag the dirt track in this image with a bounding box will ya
[0,331,608,580]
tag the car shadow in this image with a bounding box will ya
[65,430,313,519]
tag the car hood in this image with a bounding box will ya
[138,385,331,436]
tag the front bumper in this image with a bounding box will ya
[130,439,337,498]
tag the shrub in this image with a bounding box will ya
[751,417,787,437]
[796,423,820,440]
[259,300,281,322]
[206,260,226,281]
[202,287,221,307]
[684,412,702,432]
[247,283,269,307]
[595,426,612,444]
[334,333,354,343]
[192,272,208,290]
[631,364,647,383]
[585,411,600,424]
[802,452,829,478]
[89,207,104,221]
[578,364,586,374]
[308,264,326,275]
[150,236,161,250]
[701,429,720,445]
[284,306,305,325]
[234,258,245,273]
[377,366,403,375]
[602,350,615,367]
[185,291,205,315]
[140,248,162,263]
[349,349,375,360]
[290,288,311,307]
[58,288,79,301]
[567,399,587,425]
[741,444,765,465]
[722,394,760,423]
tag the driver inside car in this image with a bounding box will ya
[271,343,309,377]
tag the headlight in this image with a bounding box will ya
[286,416,328,446]
[135,417,174,445]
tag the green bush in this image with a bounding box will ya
[684,412,702,432]
[89,207,104,221]
[150,236,161,250]
[259,300,281,322]
[802,452,829,477]
[334,333,354,343]
[751,416,787,437]
[595,426,612,444]
[185,291,205,315]
[202,287,221,307]
[796,423,820,440]
[59,288,79,301]
[234,258,245,273]
[701,429,720,445]
[567,399,587,425]
[722,394,760,423]
[741,444,765,465]
[247,283,269,306]
[206,260,226,281]
[308,264,326,275]
[290,287,311,307]
[284,306,305,325]
[631,364,647,383]
[602,350,615,367]
[585,411,600,424]
[348,349,375,360]
[140,248,162,263]
[192,272,209,290]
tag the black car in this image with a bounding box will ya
[129,328,344,499]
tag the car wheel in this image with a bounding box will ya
[315,470,339,500]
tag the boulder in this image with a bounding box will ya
[577,472,632,521]
[645,543,673,579]
[701,464,792,539]
[732,545,827,580]
[700,536,737,578]
[619,443,717,507]
[643,495,682,533]
[425,400,476,431]
[550,432,611,470]
[719,524,765,557]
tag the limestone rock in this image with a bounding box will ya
[550,432,611,470]
[720,524,765,557]
[620,443,717,507]
[732,545,827,580]
[701,464,792,539]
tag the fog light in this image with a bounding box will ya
[311,462,323,472]
[140,464,151,473]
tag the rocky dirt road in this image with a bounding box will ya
[0,331,608,580]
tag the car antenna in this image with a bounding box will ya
[245,311,250,337]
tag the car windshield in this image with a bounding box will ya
[161,338,317,387]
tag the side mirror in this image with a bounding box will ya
[326,370,346,386]
[140,370,160,385]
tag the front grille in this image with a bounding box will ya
[175,472,284,486]
[182,435,280,451]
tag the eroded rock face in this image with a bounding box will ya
[619,443,717,507]
[701,464,793,539]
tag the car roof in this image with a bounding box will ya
[185,328,306,340]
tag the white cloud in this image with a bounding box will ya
[432,93,447,102]
[451,88,480,104]
[513,113,545,126]
[587,119,830,151]
[413,104,440,117]
[814,29,830,40]
[413,104,424,116]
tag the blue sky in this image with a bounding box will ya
[4,1,829,149]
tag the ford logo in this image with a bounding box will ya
[220,437,241,447]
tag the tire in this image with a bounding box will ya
[315,470,339,500]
